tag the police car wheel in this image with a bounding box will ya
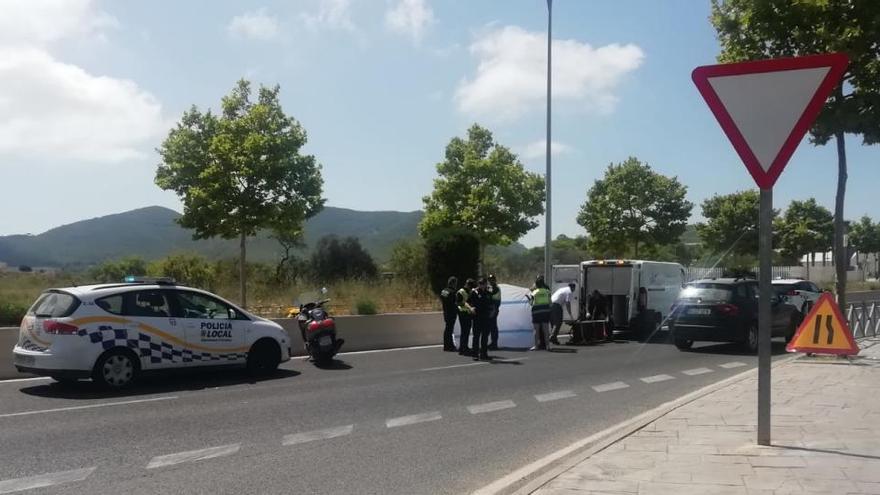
[247,339,281,375]
[93,349,138,389]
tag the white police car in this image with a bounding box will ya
[772,278,822,314]
[12,278,291,388]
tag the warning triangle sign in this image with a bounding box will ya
[692,53,848,189]
[787,293,859,356]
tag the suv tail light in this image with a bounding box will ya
[715,304,739,316]
[43,320,79,335]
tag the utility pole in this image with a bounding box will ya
[544,0,553,283]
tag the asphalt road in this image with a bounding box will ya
[0,334,791,495]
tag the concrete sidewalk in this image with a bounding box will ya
[532,339,880,495]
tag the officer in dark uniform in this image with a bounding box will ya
[439,276,459,351]
[487,274,501,350]
[471,278,493,360]
[456,278,476,356]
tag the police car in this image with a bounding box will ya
[12,277,291,388]
[772,278,822,314]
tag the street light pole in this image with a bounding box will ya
[544,0,553,283]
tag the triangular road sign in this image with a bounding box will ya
[692,53,848,189]
[787,293,859,356]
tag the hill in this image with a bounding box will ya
[0,206,423,268]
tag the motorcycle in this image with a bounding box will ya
[295,289,344,364]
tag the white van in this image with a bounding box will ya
[552,260,686,337]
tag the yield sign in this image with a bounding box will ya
[692,53,848,189]
[787,293,859,356]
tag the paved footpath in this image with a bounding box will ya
[531,339,880,495]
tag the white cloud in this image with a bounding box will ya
[385,0,435,44]
[301,0,355,32]
[520,140,572,160]
[227,8,281,41]
[455,25,645,121]
[0,0,167,164]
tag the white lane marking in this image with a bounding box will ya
[386,411,442,428]
[640,374,675,384]
[0,467,96,494]
[283,425,354,446]
[535,390,576,402]
[682,367,714,376]
[467,400,516,415]
[719,361,747,369]
[146,444,241,469]
[0,396,177,419]
[592,381,629,393]
[0,377,52,384]
[420,362,487,372]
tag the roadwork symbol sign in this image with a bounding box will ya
[692,53,848,189]
[787,293,859,356]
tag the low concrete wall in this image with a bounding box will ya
[0,312,444,380]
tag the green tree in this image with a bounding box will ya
[849,216,880,276]
[148,253,216,289]
[309,236,377,282]
[775,198,833,265]
[90,256,147,283]
[710,0,880,308]
[577,157,692,258]
[388,239,428,288]
[419,124,545,267]
[697,190,777,258]
[155,79,324,308]
[425,227,480,294]
[270,228,305,284]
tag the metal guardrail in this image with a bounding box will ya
[846,301,880,339]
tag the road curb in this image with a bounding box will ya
[473,354,800,495]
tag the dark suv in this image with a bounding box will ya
[669,278,801,353]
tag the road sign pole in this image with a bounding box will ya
[544,0,552,283]
[758,187,773,446]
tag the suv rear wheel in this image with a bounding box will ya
[674,338,693,351]
[744,323,759,354]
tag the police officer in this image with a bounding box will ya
[456,278,476,356]
[471,278,494,360]
[527,276,552,350]
[487,274,501,350]
[439,276,459,352]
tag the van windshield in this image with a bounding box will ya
[679,284,733,303]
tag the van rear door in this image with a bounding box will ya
[552,265,581,320]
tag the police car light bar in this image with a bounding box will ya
[123,276,177,285]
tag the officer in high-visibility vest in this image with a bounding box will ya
[487,274,501,350]
[456,278,476,356]
[527,275,552,350]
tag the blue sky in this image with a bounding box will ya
[1,0,878,247]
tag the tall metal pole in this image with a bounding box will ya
[758,188,773,446]
[544,0,553,283]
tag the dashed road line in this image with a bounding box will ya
[146,444,241,469]
[420,362,487,372]
[386,411,443,428]
[682,367,714,376]
[592,381,629,393]
[283,425,354,446]
[719,361,748,369]
[0,396,177,419]
[467,400,516,415]
[640,374,675,384]
[534,390,576,402]
[0,467,96,494]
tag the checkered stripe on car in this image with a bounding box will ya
[77,327,247,364]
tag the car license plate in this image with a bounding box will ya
[689,308,711,316]
[319,336,332,346]
[14,354,35,366]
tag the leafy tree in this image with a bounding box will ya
[388,239,428,288]
[271,228,305,284]
[425,227,480,294]
[849,216,880,276]
[309,236,377,282]
[577,157,692,257]
[419,124,545,266]
[775,198,833,265]
[155,79,325,308]
[90,256,148,283]
[147,253,215,289]
[710,0,880,308]
[697,190,778,258]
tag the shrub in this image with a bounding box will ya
[148,253,216,289]
[89,256,148,283]
[353,298,378,315]
[309,236,378,282]
[425,227,479,294]
[0,302,27,326]
[388,239,428,288]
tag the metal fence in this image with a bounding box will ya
[686,266,798,282]
[846,301,880,339]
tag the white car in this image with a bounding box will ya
[12,278,291,388]
[772,279,822,314]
